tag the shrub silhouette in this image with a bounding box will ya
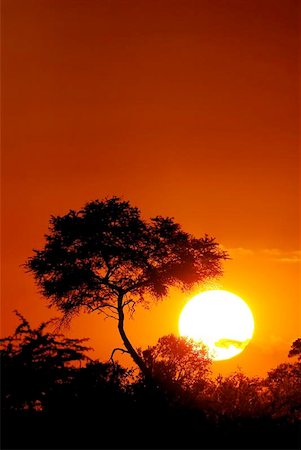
[266,362,301,421]
[1,316,300,449]
[138,334,211,404]
[0,311,91,412]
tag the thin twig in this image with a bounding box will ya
[122,299,135,308]
[110,347,129,365]
[99,309,118,321]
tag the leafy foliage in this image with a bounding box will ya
[1,311,90,411]
[26,197,227,317]
[204,372,270,420]
[266,362,301,421]
[289,338,301,361]
[25,197,227,379]
[1,317,300,449]
[139,334,211,399]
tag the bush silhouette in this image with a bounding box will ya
[1,315,300,449]
[1,310,90,412]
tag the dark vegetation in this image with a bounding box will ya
[1,314,300,449]
[25,197,227,382]
[2,198,300,448]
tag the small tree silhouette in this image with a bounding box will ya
[265,339,301,421]
[139,334,211,402]
[207,372,268,419]
[266,363,301,421]
[0,311,90,411]
[26,197,227,381]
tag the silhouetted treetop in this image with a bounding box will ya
[26,197,227,379]
[289,338,301,361]
[1,311,91,412]
[27,197,227,313]
[139,335,211,395]
[0,310,91,368]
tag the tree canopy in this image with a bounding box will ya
[139,335,211,396]
[26,197,228,378]
[289,338,301,361]
[138,334,211,405]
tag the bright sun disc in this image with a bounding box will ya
[179,290,255,361]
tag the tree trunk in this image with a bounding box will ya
[117,294,153,382]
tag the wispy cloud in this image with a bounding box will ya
[261,248,282,256]
[226,247,301,263]
[227,247,255,256]
[261,249,301,263]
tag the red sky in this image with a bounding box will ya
[2,0,300,376]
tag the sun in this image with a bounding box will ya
[179,290,255,361]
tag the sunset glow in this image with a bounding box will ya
[179,290,255,361]
[2,0,299,378]
[2,2,300,448]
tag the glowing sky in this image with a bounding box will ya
[2,0,300,376]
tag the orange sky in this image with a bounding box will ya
[2,0,300,377]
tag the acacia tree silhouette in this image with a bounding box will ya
[26,197,227,381]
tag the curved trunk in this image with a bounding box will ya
[117,295,153,382]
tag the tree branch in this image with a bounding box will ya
[87,304,118,320]
[87,303,118,312]
[123,280,148,294]
[110,347,129,365]
[122,299,136,308]
[93,273,122,294]
[122,299,136,319]
[99,303,118,310]
[99,309,118,321]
